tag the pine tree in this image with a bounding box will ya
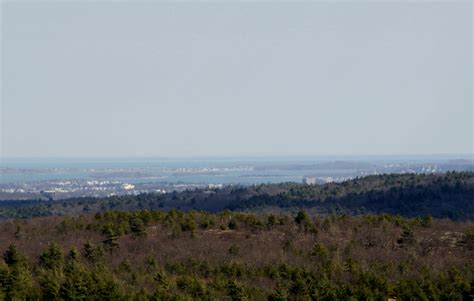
[3,244,23,266]
[38,268,64,300]
[60,249,91,300]
[227,280,247,301]
[102,227,119,252]
[83,242,105,264]
[40,243,64,270]
[130,217,147,237]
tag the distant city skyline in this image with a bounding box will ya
[1,1,472,157]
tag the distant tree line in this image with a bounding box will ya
[0,172,473,220]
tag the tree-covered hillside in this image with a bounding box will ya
[1,172,473,220]
[0,172,473,299]
[0,210,473,300]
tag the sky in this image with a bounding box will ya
[1,1,472,158]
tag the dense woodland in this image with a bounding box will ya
[0,210,473,300]
[0,172,473,299]
[1,172,473,220]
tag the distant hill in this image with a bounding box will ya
[0,172,473,220]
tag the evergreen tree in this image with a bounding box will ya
[60,249,92,300]
[130,217,147,237]
[3,245,23,266]
[227,280,247,301]
[102,227,119,252]
[38,268,64,300]
[40,243,64,270]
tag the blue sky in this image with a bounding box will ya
[1,1,472,157]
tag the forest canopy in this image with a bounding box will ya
[0,210,473,300]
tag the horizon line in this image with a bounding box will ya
[1,153,473,160]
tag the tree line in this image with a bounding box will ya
[1,172,473,220]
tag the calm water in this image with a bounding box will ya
[1,155,471,184]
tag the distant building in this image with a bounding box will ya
[319,177,334,184]
[303,177,317,185]
[208,184,223,189]
[122,183,135,190]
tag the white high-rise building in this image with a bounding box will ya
[303,177,316,185]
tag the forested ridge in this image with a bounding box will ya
[1,172,473,220]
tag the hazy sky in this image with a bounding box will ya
[1,1,472,158]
